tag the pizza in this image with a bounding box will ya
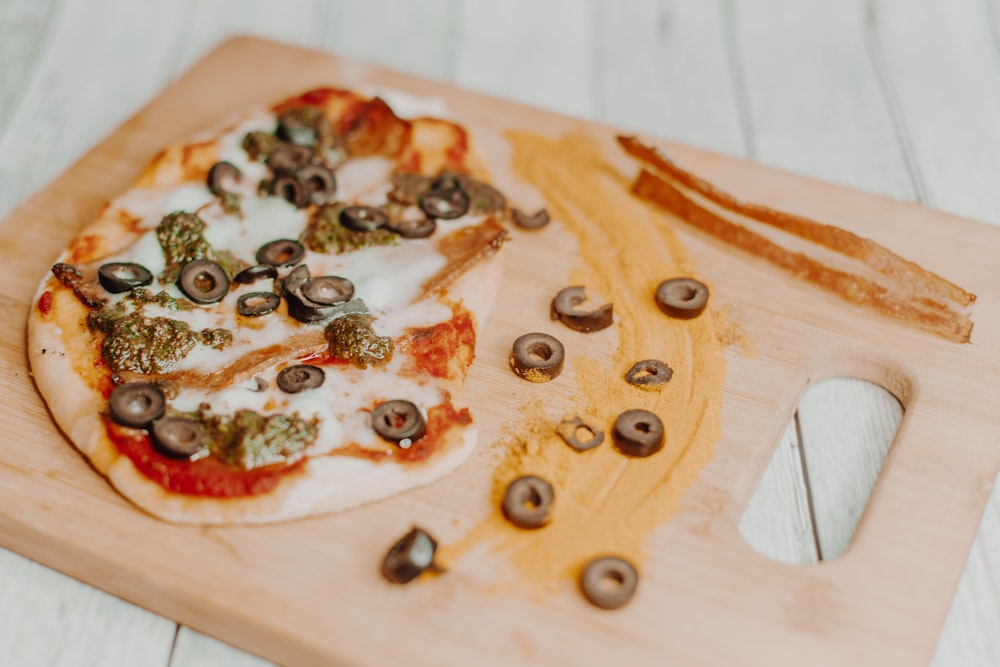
[27,87,510,524]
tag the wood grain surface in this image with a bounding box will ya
[2,35,1000,666]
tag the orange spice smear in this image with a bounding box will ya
[438,131,731,590]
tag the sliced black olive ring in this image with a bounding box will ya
[271,174,310,208]
[551,285,614,333]
[234,264,278,284]
[237,291,280,317]
[150,416,206,459]
[501,475,555,530]
[580,556,639,610]
[301,275,354,306]
[381,526,439,584]
[509,332,565,382]
[556,414,605,452]
[371,400,427,447]
[97,262,153,293]
[655,277,709,319]
[512,207,550,229]
[276,364,325,393]
[256,239,305,267]
[340,205,388,232]
[612,409,665,457]
[267,143,313,173]
[108,383,166,429]
[386,216,436,239]
[178,260,230,305]
[297,164,337,206]
[625,359,674,390]
[420,186,470,220]
[206,161,242,196]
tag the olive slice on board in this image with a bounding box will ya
[297,164,337,206]
[371,400,426,447]
[97,262,153,293]
[256,239,305,267]
[512,207,550,229]
[340,205,388,232]
[276,365,325,393]
[556,414,605,452]
[612,409,665,457]
[580,556,639,610]
[267,143,313,173]
[381,526,439,584]
[237,292,280,317]
[233,264,278,285]
[150,416,206,458]
[386,216,436,239]
[178,260,230,305]
[501,475,555,530]
[509,332,565,382]
[551,285,614,333]
[272,174,310,208]
[108,383,166,429]
[420,187,469,220]
[655,277,709,319]
[301,276,354,306]
[206,161,242,196]
[625,359,673,390]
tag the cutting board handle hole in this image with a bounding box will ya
[740,369,905,564]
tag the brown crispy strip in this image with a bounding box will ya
[618,135,975,310]
[51,263,107,309]
[421,218,507,297]
[632,169,972,342]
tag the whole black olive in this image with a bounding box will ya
[233,264,278,284]
[509,332,565,382]
[501,475,555,530]
[150,416,205,458]
[550,285,614,333]
[512,207,551,229]
[420,187,469,220]
[267,143,313,173]
[108,383,166,429]
[272,174,310,208]
[625,359,674,390]
[381,526,439,584]
[655,277,709,319]
[340,205,388,232]
[237,292,280,317]
[297,164,337,206]
[579,556,639,610]
[276,365,325,393]
[206,161,242,196]
[256,239,305,267]
[612,409,665,457]
[386,216,436,239]
[178,260,229,305]
[97,262,153,293]
[556,414,605,452]
[301,276,354,306]
[371,400,426,447]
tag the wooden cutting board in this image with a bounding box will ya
[2,37,999,667]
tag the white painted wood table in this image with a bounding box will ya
[1,0,998,664]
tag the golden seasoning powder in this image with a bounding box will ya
[438,131,729,588]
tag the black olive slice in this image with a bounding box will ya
[97,262,153,293]
[501,475,555,530]
[550,285,614,333]
[108,383,166,429]
[177,260,230,305]
[267,143,313,173]
[256,239,305,267]
[463,178,507,215]
[612,409,665,457]
[381,526,439,584]
[301,276,354,306]
[512,207,551,229]
[556,414,605,452]
[206,161,242,196]
[237,291,280,317]
[276,364,325,393]
[340,205,388,232]
[420,187,470,220]
[509,332,565,382]
[580,556,639,610]
[386,216,436,239]
[272,174,310,208]
[371,400,426,446]
[233,264,278,284]
[297,164,337,206]
[150,416,205,458]
[655,277,709,319]
[625,359,674,390]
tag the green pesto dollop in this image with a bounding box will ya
[125,288,193,311]
[325,312,393,368]
[155,211,242,282]
[301,203,397,254]
[241,130,282,161]
[220,191,242,216]
[197,407,317,470]
[95,311,231,375]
